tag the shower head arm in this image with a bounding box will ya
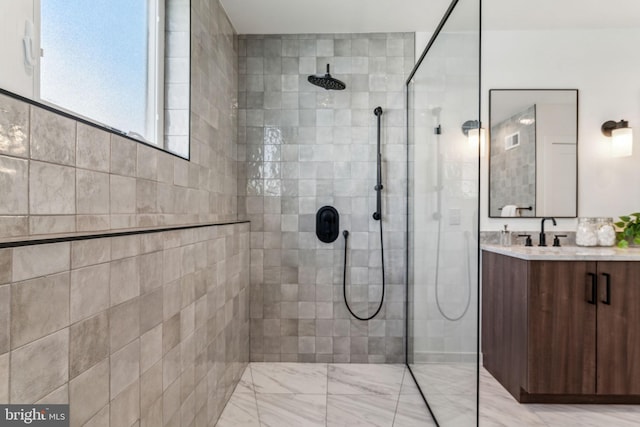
[307,63,346,91]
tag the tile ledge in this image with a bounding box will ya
[0,220,251,248]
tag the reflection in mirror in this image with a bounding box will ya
[489,89,578,218]
[0,0,190,159]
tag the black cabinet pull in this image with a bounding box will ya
[587,273,597,305]
[601,273,611,305]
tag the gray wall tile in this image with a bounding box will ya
[0,353,8,404]
[76,123,110,172]
[0,94,29,158]
[10,329,69,403]
[30,107,76,166]
[0,156,28,215]
[29,161,76,215]
[0,285,9,354]
[69,312,109,379]
[11,272,69,349]
[69,359,109,426]
[240,32,412,363]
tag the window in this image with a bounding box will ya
[40,0,163,145]
[0,0,189,158]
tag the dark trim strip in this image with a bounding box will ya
[406,0,460,85]
[0,220,250,249]
[406,364,441,427]
[476,0,482,424]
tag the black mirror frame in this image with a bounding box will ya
[488,88,579,219]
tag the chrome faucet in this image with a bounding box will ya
[539,217,557,246]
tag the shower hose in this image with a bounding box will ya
[434,228,472,321]
[341,220,386,321]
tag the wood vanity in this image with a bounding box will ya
[482,246,640,403]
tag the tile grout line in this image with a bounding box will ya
[390,365,406,427]
[66,239,71,409]
[7,279,12,404]
[27,105,31,237]
[249,363,263,426]
[325,363,330,427]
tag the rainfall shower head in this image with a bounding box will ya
[307,64,346,90]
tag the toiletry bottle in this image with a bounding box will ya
[501,224,511,246]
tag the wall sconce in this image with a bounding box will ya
[602,119,633,157]
[462,120,486,156]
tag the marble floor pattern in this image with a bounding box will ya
[215,363,640,426]
[215,363,432,427]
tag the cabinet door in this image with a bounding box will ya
[528,261,597,394]
[597,262,640,395]
[482,251,529,399]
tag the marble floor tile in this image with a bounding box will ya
[528,404,640,427]
[425,393,476,427]
[327,394,398,427]
[235,366,255,394]
[400,369,420,395]
[479,392,547,427]
[328,363,405,395]
[216,363,640,427]
[478,366,510,396]
[215,392,260,427]
[251,362,328,394]
[477,368,547,427]
[409,363,477,396]
[393,393,437,427]
[256,393,326,427]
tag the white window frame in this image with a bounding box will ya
[146,0,165,146]
[35,0,165,146]
[0,0,187,157]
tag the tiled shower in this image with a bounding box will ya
[237,33,414,363]
[0,0,423,425]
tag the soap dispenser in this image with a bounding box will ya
[500,224,511,247]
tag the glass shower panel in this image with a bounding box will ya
[407,0,480,425]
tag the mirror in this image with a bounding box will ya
[0,0,190,159]
[489,89,578,218]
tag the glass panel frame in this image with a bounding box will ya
[405,0,481,425]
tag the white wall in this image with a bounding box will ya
[0,0,37,97]
[482,28,640,231]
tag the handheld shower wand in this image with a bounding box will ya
[342,106,386,321]
[373,106,383,220]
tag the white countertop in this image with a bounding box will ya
[481,244,640,261]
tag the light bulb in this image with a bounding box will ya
[468,128,486,157]
[611,127,633,157]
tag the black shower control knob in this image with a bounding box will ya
[316,206,339,243]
